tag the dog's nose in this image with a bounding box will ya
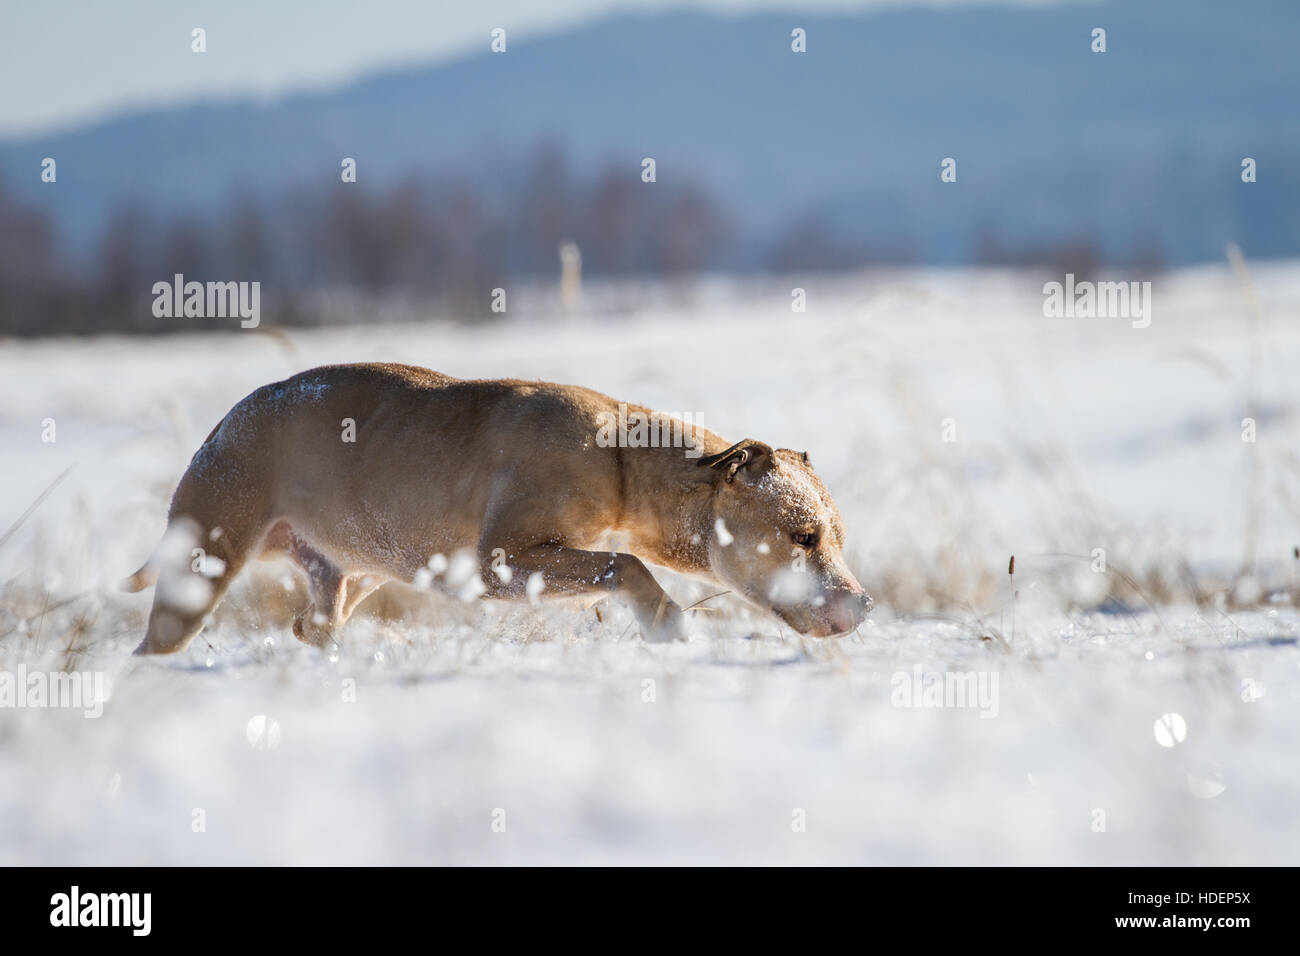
[826,589,873,633]
[843,578,874,616]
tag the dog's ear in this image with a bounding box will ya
[697,439,774,484]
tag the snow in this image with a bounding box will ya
[1,263,1299,864]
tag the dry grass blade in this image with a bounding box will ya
[0,465,76,551]
[684,590,731,612]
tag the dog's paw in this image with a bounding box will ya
[291,606,336,649]
[641,600,690,644]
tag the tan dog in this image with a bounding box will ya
[124,363,872,654]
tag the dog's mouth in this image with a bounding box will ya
[774,591,874,637]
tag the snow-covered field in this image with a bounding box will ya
[2,264,1299,864]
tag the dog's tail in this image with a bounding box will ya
[120,557,159,593]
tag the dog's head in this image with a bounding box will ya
[698,440,873,636]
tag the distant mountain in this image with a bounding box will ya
[3,0,1298,267]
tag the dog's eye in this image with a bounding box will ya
[791,531,819,550]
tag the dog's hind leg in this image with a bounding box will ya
[341,574,388,621]
[292,573,388,650]
[135,429,273,655]
[136,503,269,656]
[262,524,381,648]
[282,530,348,648]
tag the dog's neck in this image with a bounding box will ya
[614,441,724,575]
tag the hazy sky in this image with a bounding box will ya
[0,0,1066,138]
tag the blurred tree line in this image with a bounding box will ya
[0,140,1142,337]
[0,142,738,336]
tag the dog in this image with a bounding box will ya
[124,363,873,653]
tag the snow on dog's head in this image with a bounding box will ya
[698,441,872,636]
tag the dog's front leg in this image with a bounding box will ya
[481,543,687,642]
